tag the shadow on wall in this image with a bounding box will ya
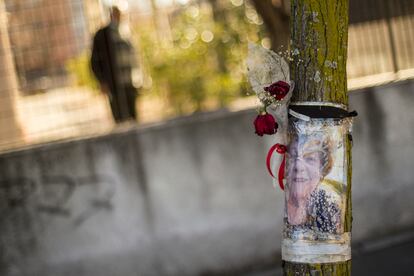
[361,87,389,173]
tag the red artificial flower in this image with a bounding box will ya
[264,81,290,100]
[254,113,278,136]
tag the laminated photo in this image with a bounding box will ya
[282,117,352,263]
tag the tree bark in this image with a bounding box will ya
[283,0,351,275]
[290,0,348,104]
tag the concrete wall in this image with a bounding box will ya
[1,79,414,275]
[350,80,414,241]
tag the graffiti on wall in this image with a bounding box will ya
[0,174,116,227]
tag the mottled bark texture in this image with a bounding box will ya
[290,0,349,104]
[284,0,351,275]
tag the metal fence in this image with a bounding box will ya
[0,0,413,152]
[347,0,414,87]
[0,0,109,152]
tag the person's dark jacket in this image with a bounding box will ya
[91,25,137,95]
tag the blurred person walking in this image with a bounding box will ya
[91,6,141,123]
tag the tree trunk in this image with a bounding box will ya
[209,0,228,74]
[150,0,172,47]
[250,0,290,50]
[283,0,351,275]
[290,0,348,104]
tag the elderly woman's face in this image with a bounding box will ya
[287,137,323,203]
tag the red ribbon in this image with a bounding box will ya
[266,143,287,190]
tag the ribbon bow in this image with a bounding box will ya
[266,143,287,190]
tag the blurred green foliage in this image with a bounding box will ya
[66,51,99,91]
[66,1,267,117]
[136,1,267,116]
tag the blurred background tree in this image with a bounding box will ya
[134,0,270,117]
[249,0,289,50]
[65,0,291,121]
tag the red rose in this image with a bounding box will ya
[264,81,290,100]
[254,113,278,136]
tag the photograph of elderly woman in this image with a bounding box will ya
[284,120,348,238]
